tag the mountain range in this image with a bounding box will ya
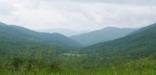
[86,23,156,60]
[0,22,81,48]
[40,28,80,36]
[1,21,156,61]
[71,27,137,46]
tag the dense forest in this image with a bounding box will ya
[0,22,156,75]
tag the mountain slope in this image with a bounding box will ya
[71,27,136,46]
[40,28,79,36]
[0,22,82,48]
[86,23,156,59]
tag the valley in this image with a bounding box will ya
[0,22,156,75]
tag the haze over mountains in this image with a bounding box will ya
[1,21,156,60]
[72,27,137,46]
[39,28,80,36]
[0,21,139,48]
[1,21,156,62]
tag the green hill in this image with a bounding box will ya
[0,22,82,58]
[0,22,81,48]
[86,23,156,60]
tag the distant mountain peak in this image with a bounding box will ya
[52,32,63,36]
[103,27,119,29]
[72,27,137,46]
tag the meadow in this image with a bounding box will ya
[0,55,156,75]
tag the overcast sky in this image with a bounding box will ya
[0,0,156,35]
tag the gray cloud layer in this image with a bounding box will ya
[42,0,156,5]
[0,0,156,33]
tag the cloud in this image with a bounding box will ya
[0,0,156,34]
[40,0,156,5]
[0,0,16,16]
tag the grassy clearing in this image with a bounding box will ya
[1,66,156,75]
[1,54,156,75]
[1,58,156,75]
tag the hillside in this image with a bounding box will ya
[0,22,82,48]
[71,27,136,46]
[86,23,156,59]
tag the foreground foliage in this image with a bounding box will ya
[0,57,156,75]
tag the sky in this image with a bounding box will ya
[0,0,156,36]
